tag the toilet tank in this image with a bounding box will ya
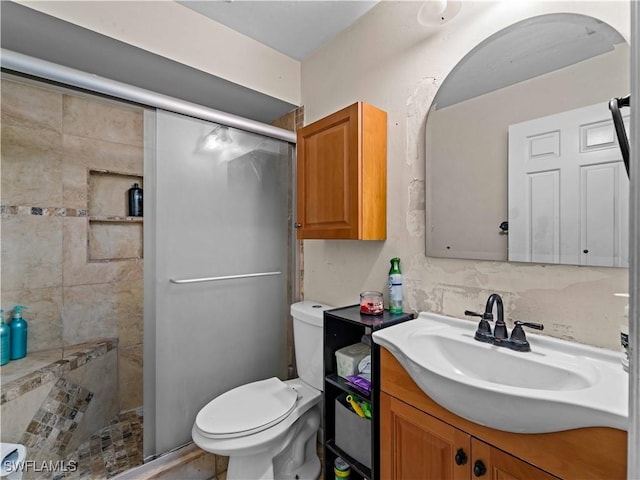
[290,301,333,391]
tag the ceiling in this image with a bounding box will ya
[178,1,380,61]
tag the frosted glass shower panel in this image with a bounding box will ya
[152,110,291,455]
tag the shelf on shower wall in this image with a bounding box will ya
[89,216,143,223]
[88,169,143,261]
[88,169,142,218]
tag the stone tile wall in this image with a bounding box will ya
[1,77,144,412]
[1,342,119,465]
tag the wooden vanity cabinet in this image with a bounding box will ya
[380,348,627,480]
[380,392,471,480]
[296,102,387,240]
[470,438,560,480]
[380,393,560,480]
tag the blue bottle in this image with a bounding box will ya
[9,306,27,360]
[0,309,10,366]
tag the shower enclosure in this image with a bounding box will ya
[144,109,295,458]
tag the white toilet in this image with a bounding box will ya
[192,301,333,480]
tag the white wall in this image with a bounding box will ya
[15,0,301,106]
[301,1,631,350]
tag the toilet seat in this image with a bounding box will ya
[195,377,299,439]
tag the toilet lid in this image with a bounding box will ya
[196,377,299,439]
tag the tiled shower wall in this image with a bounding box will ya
[1,77,144,412]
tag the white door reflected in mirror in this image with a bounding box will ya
[508,103,629,267]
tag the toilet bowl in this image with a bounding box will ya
[192,378,321,479]
[192,301,333,480]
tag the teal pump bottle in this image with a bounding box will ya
[0,309,10,366]
[9,306,27,360]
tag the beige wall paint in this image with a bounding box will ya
[15,0,301,106]
[301,1,630,350]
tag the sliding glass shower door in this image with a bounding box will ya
[144,110,293,458]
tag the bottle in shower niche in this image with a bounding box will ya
[128,183,143,217]
[1,309,11,366]
[388,257,403,314]
[9,306,27,360]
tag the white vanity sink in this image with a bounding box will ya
[372,312,628,433]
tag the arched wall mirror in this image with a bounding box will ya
[425,13,630,267]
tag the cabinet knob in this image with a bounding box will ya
[454,448,468,465]
[473,459,487,477]
[294,222,302,228]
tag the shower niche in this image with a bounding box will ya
[88,169,143,261]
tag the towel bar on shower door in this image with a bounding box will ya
[169,271,282,285]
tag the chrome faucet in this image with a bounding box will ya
[465,293,544,352]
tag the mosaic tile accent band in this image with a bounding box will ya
[39,411,144,480]
[0,206,88,217]
[21,378,94,459]
[1,339,117,405]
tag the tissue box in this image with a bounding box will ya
[335,342,370,379]
[335,395,371,468]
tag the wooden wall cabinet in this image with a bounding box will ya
[296,102,387,240]
[379,348,627,480]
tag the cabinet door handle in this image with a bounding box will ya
[473,459,487,477]
[454,448,468,465]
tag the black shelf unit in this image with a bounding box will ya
[323,305,413,480]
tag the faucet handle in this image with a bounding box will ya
[465,310,493,343]
[514,321,544,331]
[509,321,544,351]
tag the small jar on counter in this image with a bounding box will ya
[360,291,384,315]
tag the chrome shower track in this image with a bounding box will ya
[0,48,296,144]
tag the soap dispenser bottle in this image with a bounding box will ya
[0,309,10,366]
[9,306,27,360]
